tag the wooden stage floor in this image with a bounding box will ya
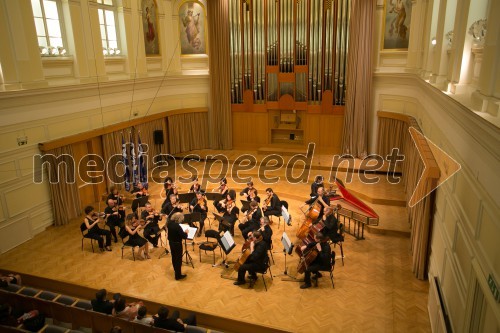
[0,151,431,332]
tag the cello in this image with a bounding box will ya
[296,246,319,274]
[296,199,322,239]
[233,236,254,271]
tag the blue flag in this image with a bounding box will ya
[137,133,148,189]
[122,134,131,191]
[129,132,138,188]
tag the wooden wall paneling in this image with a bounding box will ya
[232,112,269,149]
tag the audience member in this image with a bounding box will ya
[0,303,17,327]
[112,297,143,321]
[0,273,22,286]
[153,306,197,332]
[91,289,114,315]
[110,326,122,333]
[133,305,154,325]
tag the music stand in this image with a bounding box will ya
[178,193,196,205]
[206,193,223,202]
[179,223,198,268]
[240,200,250,213]
[277,232,301,282]
[217,231,236,269]
[132,196,149,212]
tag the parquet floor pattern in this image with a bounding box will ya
[0,157,430,333]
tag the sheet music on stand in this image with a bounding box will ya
[281,232,293,255]
[281,206,291,224]
[219,231,236,255]
[180,224,198,240]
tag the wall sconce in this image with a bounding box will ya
[17,136,28,146]
[431,37,437,46]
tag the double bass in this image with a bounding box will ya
[296,199,322,239]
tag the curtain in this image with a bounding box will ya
[167,112,209,154]
[377,117,409,158]
[377,114,435,279]
[341,0,375,158]
[102,127,133,190]
[134,118,167,166]
[46,145,81,226]
[207,0,232,150]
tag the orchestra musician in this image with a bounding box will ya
[124,213,150,259]
[163,177,179,200]
[188,176,203,193]
[221,190,239,236]
[189,191,208,237]
[104,199,122,243]
[300,232,332,289]
[262,188,281,218]
[233,230,269,288]
[303,186,330,222]
[107,186,126,220]
[131,182,149,199]
[257,216,273,249]
[239,181,255,199]
[321,205,343,243]
[161,194,184,220]
[212,177,229,211]
[310,175,324,198]
[241,188,260,213]
[83,206,112,251]
[238,200,262,239]
[167,212,189,280]
[140,202,163,247]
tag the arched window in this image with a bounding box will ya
[97,0,121,56]
[31,0,67,56]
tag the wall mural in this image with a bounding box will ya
[179,1,206,55]
[142,0,160,55]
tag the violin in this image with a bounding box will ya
[91,212,106,221]
[262,194,272,211]
[198,197,207,208]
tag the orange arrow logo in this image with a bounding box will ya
[408,127,461,207]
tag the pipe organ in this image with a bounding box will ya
[229,0,350,112]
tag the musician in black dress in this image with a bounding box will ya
[188,176,203,193]
[167,212,188,280]
[310,175,324,197]
[234,230,269,288]
[141,202,162,247]
[104,199,121,242]
[300,232,332,289]
[239,200,262,239]
[303,186,330,222]
[262,188,281,218]
[83,206,112,251]
[124,214,150,259]
[321,205,343,243]
[221,191,239,236]
[189,191,208,236]
[161,194,184,220]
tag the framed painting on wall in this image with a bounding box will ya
[179,1,206,55]
[142,0,160,55]
[382,0,412,50]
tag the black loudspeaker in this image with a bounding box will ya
[290,133,295,140]
[153,130,164,145]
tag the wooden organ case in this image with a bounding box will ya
[229,0,350,113]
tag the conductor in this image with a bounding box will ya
[167,212,188,280]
